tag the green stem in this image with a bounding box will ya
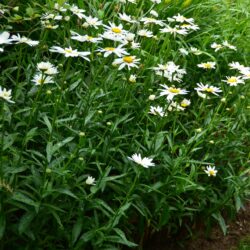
[0,102,5,176]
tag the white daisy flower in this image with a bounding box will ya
[102,32,124,43]
[54,3,68,12]
[151,0,161,3]
[37,61,54,71]
[0,86,15,103]
[0,31,12,45]
[211,42,223,52]
[86,176,96,185]
[120,0,137,3]
[128,153,155,168]
[172,13,194,24]
[113,55,140,70]
[130,41,141,49]
[180,98,191,108]
[103,22,127,37]
[154,62,186,82]
[179,48,189,55]
[69,4,85,19]
[180,23,199,31]
[239,68,250,80]
[197,62,216,69]
[71,31,102,43]
[148,94,156,101]
[37,62,58,75]
[150,10,159,17]
[41,22,59,30]
[167,101,185,112]
[228,62,246,71]
[160,25,188,36]
[124,32,135,42]
[83,15,103,28]
[159,85,188,101]
[119,13,137,23]
[97,45,128,57]
[45,67,58,75]
[129,74,137,83]
[11,34,39,46]
[140,17,165,26]
[41,13,63,20]
[138,29,154,37]
[32,73,54,85]
[222,40,236,51]
[222,76,245,86]
[204,165,218,177]
[194,83,222,98]
[49,46,90,60]
[190,47,202,55]
[149,106,165,117]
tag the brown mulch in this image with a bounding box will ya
[143,201,250,250]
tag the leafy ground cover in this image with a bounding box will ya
[0,0,249,249]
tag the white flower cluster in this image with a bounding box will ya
[32,62,58,86]
[153,62,187,82]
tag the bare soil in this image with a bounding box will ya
[144,202,250,250]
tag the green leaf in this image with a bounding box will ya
[0,214,6,239]
[18,211,35,235]
[43,115,52,134]
[154,132,165,152]
[55,188,79,200]
[46,137,74,163]
[4,166,28,174]
[108,228,137,247]
[234,195,242,212]
[91,199,114,217]
[212,212,227,235]
[24,127,38,145]
[51,211,64,229]
[11,192,40,213]
[111,202,131,228]
[26,7,35,17]
[46,142,53,163]
[72,217,83,245]
[3,133,17,150]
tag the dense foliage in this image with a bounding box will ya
[0,0,249,249]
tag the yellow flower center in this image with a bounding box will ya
[112,27,122,33]
[87,36,93,40]
[209,170,216,176]
[65,48,73,53]
[123,56,134,63]
[203,63,212,69]
[228,77,237,83]
[182,24,190,27]
[205,87,214,92]
[38,79,44,85]
[181,103,188,107]
[169,87,180,94]
[105,47,115,51]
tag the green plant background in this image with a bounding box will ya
[0,0,249,249]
